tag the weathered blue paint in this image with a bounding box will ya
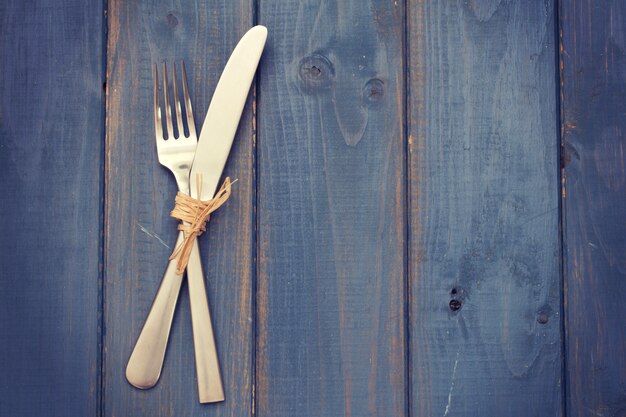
[408,1,563,416]
[0,0,104,416]
[561,1,626,415]
[1,1,624,416]
[256,1,406,416]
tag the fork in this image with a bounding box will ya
[126,62,224,403]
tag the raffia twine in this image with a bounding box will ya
[169,175,234,274]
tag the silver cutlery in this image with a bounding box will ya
[126,60,224,402]
[126,25,267,403]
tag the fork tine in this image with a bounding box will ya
[153,64,163,140]
[181,61,196,139]
[162,63,174,139]
[171,63,183,138]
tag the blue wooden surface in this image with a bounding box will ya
[256,1,405,416]
[560,0,626,415]
[0,0,104,416]
[1,0,625,416]
[408,1,562,416]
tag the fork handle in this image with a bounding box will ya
[125,232,224,402]
[126,231,185,389]
[187,239,224,403]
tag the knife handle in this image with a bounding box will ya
[126,231,185,389]
[187,239,224,403]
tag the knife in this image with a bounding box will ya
[185,25,267,403]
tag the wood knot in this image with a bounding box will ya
[363,78,385,104]
[536,305,552,324]
[449,299,462,311]
[166,12,178,28]
[298,54,334,93]
[449,286,466,313]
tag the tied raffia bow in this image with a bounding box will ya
[169,175,234,274]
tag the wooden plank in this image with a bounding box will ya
[560,1,626,415]
[256,2,406,416]
[104,1,254,415]
[0,0,104,416]
[408,1,562,415]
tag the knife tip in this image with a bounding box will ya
[249,25,268,41]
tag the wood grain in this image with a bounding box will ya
[103,0,254,415]
[0,0,104,416]
[560,1,626,415]
[256,1,406,416]
[408,1,562,415]
[3,0,626,414]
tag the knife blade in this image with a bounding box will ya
[191,25,267,199]
[185,25,266,403]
